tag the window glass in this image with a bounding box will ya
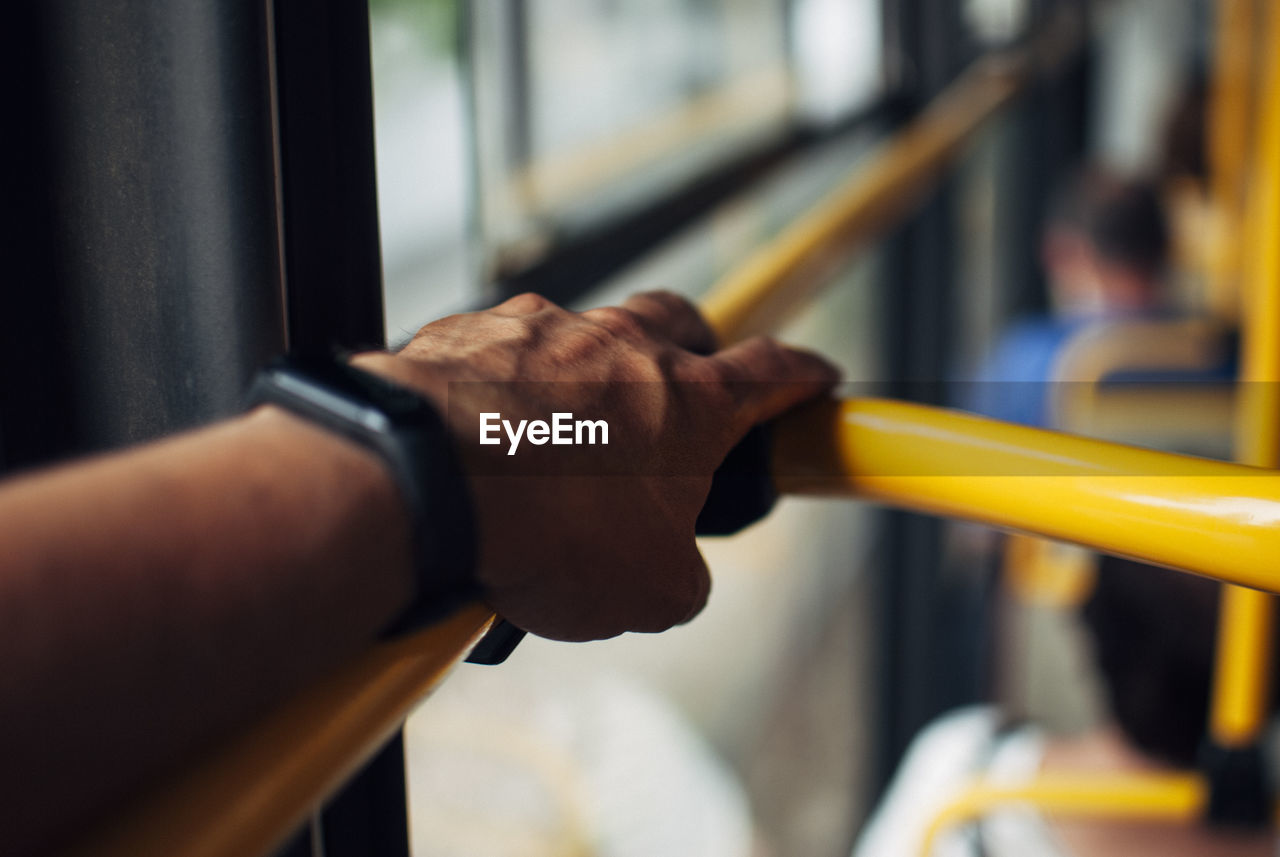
[369,0,473,340]
[468,0,883,282]
[369,0,885,324]
[791,0,883,125]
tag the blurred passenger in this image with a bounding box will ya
[859,166,1269,854]
[853,557,1274,856]
[967,169,1171,426]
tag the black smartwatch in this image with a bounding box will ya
[245,354,479,635]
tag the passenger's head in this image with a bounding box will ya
[1042,170,1171,317]
[1081,557,1219,768]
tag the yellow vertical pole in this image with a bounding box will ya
[1209,0,1280,750]
[1206,0,1255,320]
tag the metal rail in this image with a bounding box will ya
[74,395,1280,856]
[1205,0,1255,319]
[64,607,496,857]
[774,397,1280,594]
[700,54,1026,343]
[915,2,1280,847]
[919,773,1214,855]
[1209,0,1280,754]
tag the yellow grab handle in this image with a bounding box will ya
[701,55,1025,344]
[775,397,1280,595]
[62,606,497,857]
[920,773,1209,856]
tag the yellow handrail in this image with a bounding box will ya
[774,397,1280,593]
[1205,0,1255,319]
[1011,318,1234,611]
[918,773,1216,855]
[700,53,1026,344]
[74,393,1280,857]
[919,4,1280,849]
[64,606,497,857]
[1209,0,1280,751]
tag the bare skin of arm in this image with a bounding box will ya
[0,291,838,854]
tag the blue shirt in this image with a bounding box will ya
[966,317,1083,427]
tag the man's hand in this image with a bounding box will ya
[355,291,839,641]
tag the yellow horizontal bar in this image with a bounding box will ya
[74,393,1280,857]
[920,773,1209,855]
[774,398,1280,594]
[62,606,496,857]
[701,54,1027,344]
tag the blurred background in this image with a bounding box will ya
[365,1,1224,854]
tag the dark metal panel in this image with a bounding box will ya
[871,0,967,797]
[270,1,407,853]
[319,735,411,857]
[869,0,1094,799]
[272,0,386,355]
[0,0,286,470]
[873,196,959,796]
[1002,35,1092,320]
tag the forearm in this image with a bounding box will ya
[0,405,413,854]
[0,289,839,853]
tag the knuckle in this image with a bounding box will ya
[635,289,693,314]
[686,356,731,385]
[620,349,665,382]
[552,323,612,365]
[754,335,786,360]
[589,306,646,339]
[500,292,555,315]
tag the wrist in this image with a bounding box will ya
[348,351,448,413]
[230,403,417,631]
[245,356,480,634]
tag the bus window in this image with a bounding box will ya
[369,0,475,339]
[465,0,884,300]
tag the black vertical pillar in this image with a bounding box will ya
[270,1,407,855]
[0,1,286,471]
[273,0,386,356]
[1000,4,1091,321]
[872,0,967,797]
[1,2,410,852]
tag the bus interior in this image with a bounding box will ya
[4,0,1279,855]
